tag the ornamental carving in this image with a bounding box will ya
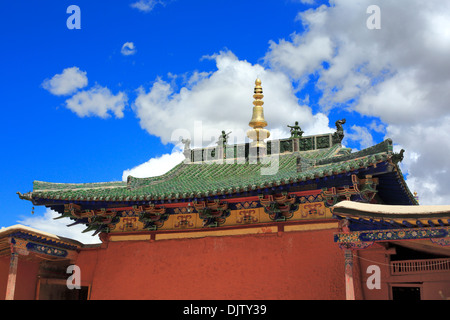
[119,217,140,232]
[82,215,119,235]
[236,210,258,224]
[174,215,195,228]
[338,241,374,250]
[335,227,450,248]
[9,237,73,258]
[193,200,230,227]
[353,175,379,202]
[64,204,118,219]
[136,204,169,230]
[62,204,120,235]
[321,174,379,206]
[301,203,325,218]
[259,193,298,221]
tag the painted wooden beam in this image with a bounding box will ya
[344,249,355,300]
[5,252,18,300]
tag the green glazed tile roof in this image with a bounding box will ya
[27,139,394,203]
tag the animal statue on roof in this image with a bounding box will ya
[392,149,405,164]
[181,138,191,159]
[332,119,346,144]
[181,138,191,150]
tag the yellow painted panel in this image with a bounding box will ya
[429,219,441,226]
[161,213,200,230]
[109,234,151,242]
[225,207,271,226]
[155,226,277,241]
[284,222,338,233]
[258,207,273,223]
[292,202,331,220]
[110,216,145,233]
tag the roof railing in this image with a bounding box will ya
[390,258,450,275]
[188,133,337,163]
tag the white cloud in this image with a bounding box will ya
[130,0,165,12]
[263,0,450,205]
[344,125,374,150]
[266,34,333,82]
[385,118,450,205]
[266,0,450,118]
[357,70,433,125]
[42,67,88,96]
[121,42,136,56]
[132,50,333,147]
[65,85,128,118]
[122,147,185,181]
[298,0,316,4]
[368,120,385,134]
[19,208,101,245]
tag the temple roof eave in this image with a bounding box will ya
[17,138,412,206]
[26,162,387,206]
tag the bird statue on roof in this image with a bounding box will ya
[392,149,405,164]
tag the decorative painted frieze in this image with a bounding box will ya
[193,200,231,227]
[236,210,259,224]
[259,193,298,221]
[135,204,169,230]
[8,236,77,260]
[334,226,450,249]
[322,174,379,206]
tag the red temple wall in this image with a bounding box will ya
[3,228,449,299]
[14,258,40,300]
[0,255,39,300]
[0,256,9,300]
[76,228,346,300]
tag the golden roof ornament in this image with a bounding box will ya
[247,78,270,154]
[249,78,268,129]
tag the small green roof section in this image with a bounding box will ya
[18,139,398,203]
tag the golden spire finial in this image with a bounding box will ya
[249,78,268,129]
[255,77,262,88]
[247,78,270,156]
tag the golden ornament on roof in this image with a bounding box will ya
[247,78,270,150]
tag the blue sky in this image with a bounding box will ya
[2,0,450,243]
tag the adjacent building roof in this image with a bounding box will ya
[0,224,82,257]
[332,200,450,231]
[333,200,450,217]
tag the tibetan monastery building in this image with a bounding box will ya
[3,79,450,300]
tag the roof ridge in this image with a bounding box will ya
[315,138,393,166]
[127,159,187,189]
[33,180,127,192]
